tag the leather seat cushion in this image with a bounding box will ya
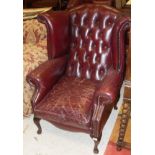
[34,76,96,129]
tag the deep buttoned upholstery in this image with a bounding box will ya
[67,6,120,80]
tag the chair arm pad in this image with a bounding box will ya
[95,69,122,105]
[91,69,122,137]
[26,56,67,106]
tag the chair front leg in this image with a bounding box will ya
[91,94,113,153]
[33,117,42,134]
[90,134,102,154]
[91,102,105,154]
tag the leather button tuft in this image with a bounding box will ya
[108,22,111,26]
[88,30,93,37]
[104,45,108,49]
[85,55,89,60]
[72,43,75,48]
[99,67,105,79]
[84,18,88,25]
[96,56,100,63]
[93,44,96,49]
[95,20,100,27]
[99,32,103,38]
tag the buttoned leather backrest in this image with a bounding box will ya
[66,5,121,81]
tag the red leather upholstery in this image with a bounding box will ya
[94,68,121,103]
[26,4,130,154]
[67,5,120,80]
[34,76,96,129]
[37,12,70,59]
[27,56,67,106]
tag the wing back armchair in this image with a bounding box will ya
[26,4,130,154]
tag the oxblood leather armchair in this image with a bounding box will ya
[26,4,130,153]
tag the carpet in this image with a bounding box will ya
[104,142,131,155]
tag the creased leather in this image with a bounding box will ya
[26,56,67,108]
[34,76,96,129]
[27,4,131,138]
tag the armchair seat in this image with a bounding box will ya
[34,76,96,129]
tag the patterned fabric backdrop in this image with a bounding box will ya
[23,19,48,117]
[23,19,47,44]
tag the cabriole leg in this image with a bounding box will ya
[90,135,101,154]
[93,138,100,154]
[33,117,42,134]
